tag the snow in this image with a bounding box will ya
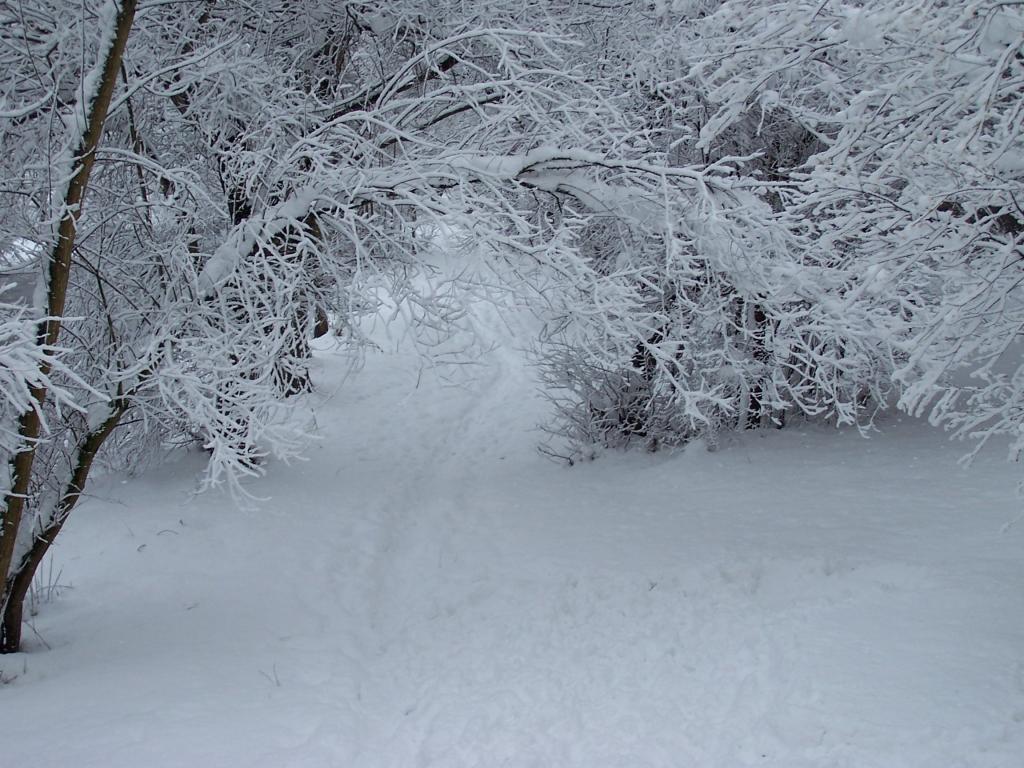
[197,189,322,297]
[1,292,1023,767]
[841,9,884,50]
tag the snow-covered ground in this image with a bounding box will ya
[2,298,1023,767]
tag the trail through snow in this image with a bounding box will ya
[1,291,1023,767]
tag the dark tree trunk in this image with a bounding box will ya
[1,405,126,652]
[313,306,329,339]
[0,585,24,652]
[744,303,769,430]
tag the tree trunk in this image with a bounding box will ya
[743,300,769,430]
[0,405,127,652]
[0,0,138,654]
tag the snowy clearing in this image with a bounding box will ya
[1,313,1022,768]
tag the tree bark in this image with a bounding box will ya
[0,405,127,651]
[0,0,138,654]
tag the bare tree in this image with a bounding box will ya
[0,0,138,652]
[688,0,1024,459]
[0,0,751,651]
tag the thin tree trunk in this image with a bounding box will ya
[0,0,138,654]
[744,300,769,430]
[0,405,128,651]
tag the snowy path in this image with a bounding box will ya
[2,306,1023,767]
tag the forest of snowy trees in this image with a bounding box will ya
[0,0,1021,653]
